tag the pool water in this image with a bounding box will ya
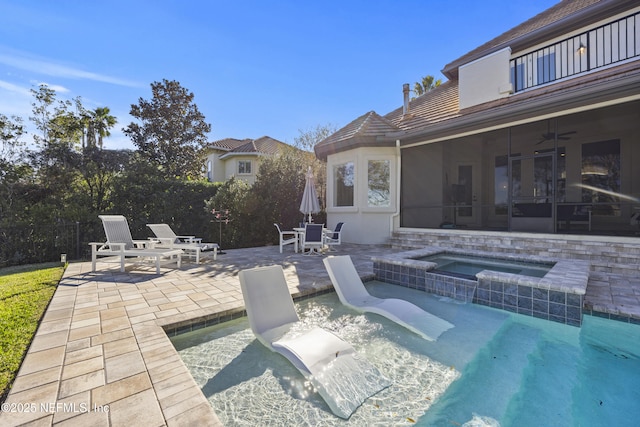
[171,282,640,426]
[416,253,554,278]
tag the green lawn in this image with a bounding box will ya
[0,263,64,402]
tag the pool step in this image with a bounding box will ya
[418,319,542,426]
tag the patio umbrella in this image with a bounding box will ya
[300,166,320,223]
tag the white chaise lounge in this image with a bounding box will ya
[323,255,454,341]
[90,215,182,274]
[238,265,390,419]
[147,223,218,263]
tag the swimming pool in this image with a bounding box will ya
[415,252,554,279]
[171,282,640,426]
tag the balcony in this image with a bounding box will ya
[510,11,640,92]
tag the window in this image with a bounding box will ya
[537,51,556,85]
[333,162,354,207]
[238,160,252,174]
[207,160,212,180]
[581,140,621,215]
[367,160,390,207]
[510,61,525,92]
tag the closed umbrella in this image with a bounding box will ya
[300,166,320,223]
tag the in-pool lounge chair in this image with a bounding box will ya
[323,255,454,341]
[90,215,182,274]
[147,223,218,263]
[238,265,390,419]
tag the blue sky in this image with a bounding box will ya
[0,0,558,150]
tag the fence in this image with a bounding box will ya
[0,221,103,268]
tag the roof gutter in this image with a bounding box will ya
[398,66,640,148]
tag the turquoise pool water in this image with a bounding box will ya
[171,282,640,426]
[416,252,554,278]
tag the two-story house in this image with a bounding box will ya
[315,0,640,245]
[205,136,291,184]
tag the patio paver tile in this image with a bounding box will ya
[58,370,105,399]
[108,389,165,427]
[91,372,152,406]
[104,351,146,383]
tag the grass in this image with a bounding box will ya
[0,262,64,403]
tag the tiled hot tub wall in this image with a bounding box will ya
[372,247,590,327]
[373,261,477,302]
[474,274,584,326]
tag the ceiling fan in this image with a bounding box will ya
[535,121,577,144]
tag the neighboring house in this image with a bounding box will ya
[204,136,290,184]
[315,0,640,244]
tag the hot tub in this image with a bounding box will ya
[372,247,589,326]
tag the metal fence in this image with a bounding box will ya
[0,221,103,268]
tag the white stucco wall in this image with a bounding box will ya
[325,146,398,244]
[459,47,513,110]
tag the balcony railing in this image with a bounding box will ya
[510,11,640,92]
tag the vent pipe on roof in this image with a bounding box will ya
[402,83,410,116]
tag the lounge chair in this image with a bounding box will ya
[273,223,298,253]
[302,223,324,255]
[323,255,454,341]
[324,222,344,252]
[238,265,390,419]
[147,223,218,263]
[90,215,182,274]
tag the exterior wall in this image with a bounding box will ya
[222,155,261,185]
[459,47,513,109]
[326,146,398,244]
[205,150,227,182]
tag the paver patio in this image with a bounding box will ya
[1,243,638,426]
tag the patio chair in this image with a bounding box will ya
[90,215,182,274]
[324,222,344,252]
[238,265,390,419]
[323,255,454,341]
[147,223,218,263]
[273,223,298,253]
[302,223,324,255]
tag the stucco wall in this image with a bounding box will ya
[325,146,398,244]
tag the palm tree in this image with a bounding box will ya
[83,107,116,149]
[413,75,442,98]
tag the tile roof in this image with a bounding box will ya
[317,111,400,146]
[208,136,288,156]
[315,0,640,160]
[384,80,461,130]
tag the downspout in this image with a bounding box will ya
[390,139,401,240]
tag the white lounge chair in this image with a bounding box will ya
[147,223,218,263]
[323,255,454,341]
[90,215,182,274]
[273,223,298,253]
[238,265,390,419]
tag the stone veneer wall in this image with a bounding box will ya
[390,229,640,276]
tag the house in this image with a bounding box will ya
[315,0,640,245]
[204,136,291,184]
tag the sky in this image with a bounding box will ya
[0,0,559,150]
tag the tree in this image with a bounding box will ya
[293,124,336,211]
[413,75,442,98]
[124,79,212,179]
[0,114,28,219]
[82,107,117,149]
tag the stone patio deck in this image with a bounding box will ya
[1,243,638,426]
